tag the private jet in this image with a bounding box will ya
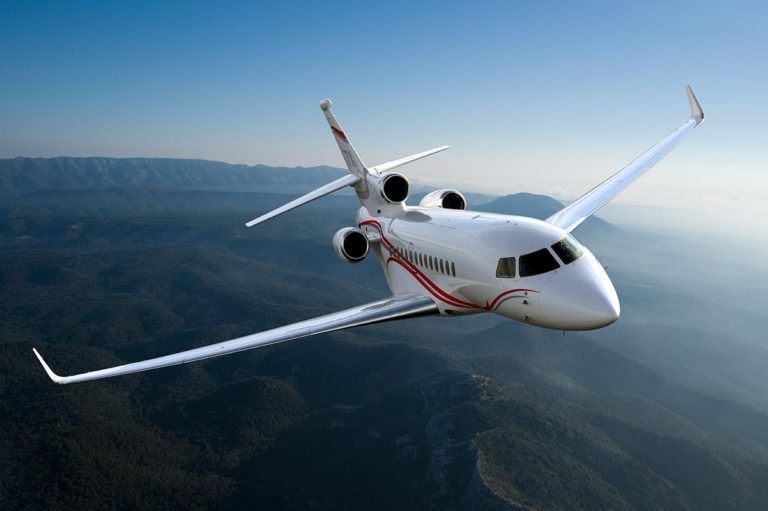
[34,86,704,383]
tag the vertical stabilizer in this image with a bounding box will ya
[320,99,369,178]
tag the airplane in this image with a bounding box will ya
[33,86,705,384]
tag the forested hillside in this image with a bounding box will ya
[2,158,768,510]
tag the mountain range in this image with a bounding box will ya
[0,157,346,197]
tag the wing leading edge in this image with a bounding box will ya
[546,85,704,233]
[33,294,438,384]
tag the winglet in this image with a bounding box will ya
[33,348,65,384]
[686,85,704,125]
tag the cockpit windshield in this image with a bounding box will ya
[497,237,581,279]
[551,235,585,265]
[519,248,560,277]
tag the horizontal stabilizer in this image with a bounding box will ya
[245,173,361,227]
[369,146,451,174]
[33,294,438,384]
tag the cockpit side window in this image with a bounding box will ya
[519,248,560,277]
[496,257,516,278]
[551,235,584,265]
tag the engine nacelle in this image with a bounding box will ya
[418,189,467,210]
[333,227,369,263]
[379,173,410,204]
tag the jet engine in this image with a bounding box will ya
[379,173,410,204]
[333,227,369,263]
[418,189,467,210]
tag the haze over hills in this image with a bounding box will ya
[0,157,346,196]
[2,157,768,510]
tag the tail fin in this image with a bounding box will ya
[320,99,369,178]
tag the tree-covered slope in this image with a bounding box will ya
[2,165,768,509]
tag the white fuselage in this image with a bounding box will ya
[356,204,620,330]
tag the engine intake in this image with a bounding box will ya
[380,173,410,204]
[418,189,467,210]
[333,227,369,263]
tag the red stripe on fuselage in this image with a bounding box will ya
[360,218,540,312]
[484,288,538,311]
[361,220,478,309]
[386,257,478,308]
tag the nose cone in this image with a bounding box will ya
[583,281,620,328]
[538,260,620,330]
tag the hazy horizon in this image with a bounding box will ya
[2,0,766,227]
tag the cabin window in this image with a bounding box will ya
[496,257,516,278]
[451,262,456,277]
[428,256,433,270]
[519,248,560,277]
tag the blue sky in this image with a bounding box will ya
[1,0,766,225]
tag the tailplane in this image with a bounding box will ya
[245,99,449,227]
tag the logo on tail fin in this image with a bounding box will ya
[331,126,348,141]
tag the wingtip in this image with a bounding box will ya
[686,85,704,124]
[244,217,263,228]
[33,348,65,384]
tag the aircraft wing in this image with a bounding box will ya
[33,294,438,384]
[546,85,704,233]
